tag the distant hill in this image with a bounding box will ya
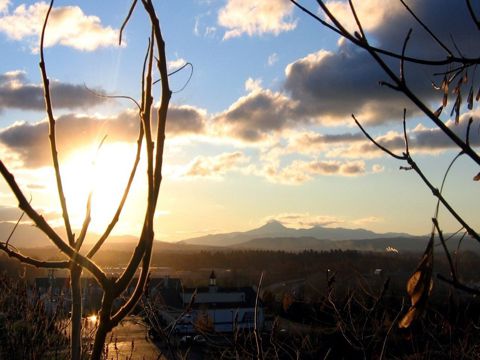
[5,220,479,255]
[0,222,57,248]
[179,220,410,247]
[232,234,480,253]
[179,221,480,253]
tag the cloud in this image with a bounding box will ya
[0,205,60,223]
[212,85,301,142]
[0,104,207,167]
[283,45,430,126]
[287,130,365,154]
[351,216,383,227]
[218,0,297,40]
[328,113,480,159]
[281,0,480,126]
[167,58,187,71]
[267,52,279,66]
[0,70,108,111]
[184,151,249,179]
[208,1,480,147]
[324,0,403,33]
[0,205,23,222]
[263,159,366,185]
[193,11,217,38]
[0,2,120,51]
[167,105,207,135]
[322,0,479,59]
[0,0,9,14]
[264,212,384,229]
[244,77,262,92]
[264,212,343,229]
[371,164,384,173]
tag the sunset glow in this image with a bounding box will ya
[60,142,145,233]
[0,0,478,243]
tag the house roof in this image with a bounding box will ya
[182,286,261,309]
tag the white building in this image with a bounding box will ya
[156,271,264,334]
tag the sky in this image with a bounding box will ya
[0,0,478,243]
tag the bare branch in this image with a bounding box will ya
[254,271,264,360]
[153,61,194,94]
[437,273,480,296]
[0,160,110,287]
[290,1,480,66]
[111,244,152,326]
[5,201,29,247]
[39,0,74,246]
[352,115,406,160]
[406,156,480,242]
[87,39,150,259]
[466,0,480,30]
[348,0,366,41]
[113,17,157,295]
[400,29,413,85]
[75,192,92,251]
[0,242,69,269]
[466,116,473,147]
[290,0,341,36]
[379,299,404,360]
[296,1,480,165]
[144,0,172,201]
[432,218,457,283]
[399,0,453,57]
[119,0,138,46]
[83,84,141,110]
[402,109,410,155]
[379,81,401,91]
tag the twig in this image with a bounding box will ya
[399,0,452,57]
[309,0,480,166]
[437,274,480,296]
[119,0,138,46]
[466,0,480,30]
[432,218,457,283]
[400,29,413,85]
[466,117,473,147]
[406,157,480,242]
[348,0,366,41]
[39,0,74,246]
[0,160,110,288]
[5,200,30,247]
[254,272,264,360]
[83,85,141,110]
[87,38,150,259]
[0,242,69,269]
[153,62,194,94]
[379,298,404,360]
[352,115,405,160]
[402,109,409,155]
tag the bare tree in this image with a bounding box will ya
[290,0,480,327]
[0,0,171,359]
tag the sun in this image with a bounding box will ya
[60,142,147,234]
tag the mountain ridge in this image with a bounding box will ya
[179,220,411,247]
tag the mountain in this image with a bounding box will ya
[7,219,478,254]
[232,235,480,253]
[179,220,410,247]
[0,222,57,248]
[177,221,295,247]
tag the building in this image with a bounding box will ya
[154,271,264,334]
[34,273,103,314]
